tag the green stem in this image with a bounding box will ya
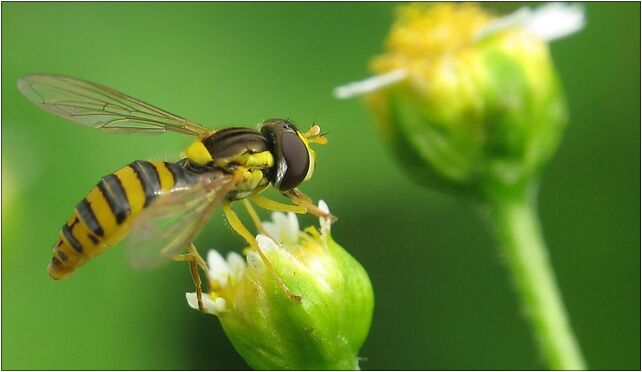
[488,187,586,370]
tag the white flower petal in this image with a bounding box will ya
[318,200,330,214]
[333,69,408,99]
[185,292,226,315]
[226,251,246,280]
[475,3,585,42]
[271,212,290,240]
[284,212,300,243]
[262,211,300,244]
[207,250,230,286]
[261,220,281,242]
[185,292,200,310]
[525,3,585,41]
[318,200,332,235]
[271,211,288,226]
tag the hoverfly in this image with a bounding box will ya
[17,74,331,309]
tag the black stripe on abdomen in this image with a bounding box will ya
[98,174,130,224]
[57,249,68,262]
[76,198,104,237]
[164,161,179,186]
[130,161,161,207]
[62,224,83,253]
[165,161,198,188]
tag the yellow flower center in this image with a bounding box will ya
[372,3,494,75]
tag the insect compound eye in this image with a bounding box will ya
[278,131,310,191]
[261,119,310,191]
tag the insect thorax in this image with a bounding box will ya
[185,127,275,200]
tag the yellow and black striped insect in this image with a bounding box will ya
[17,74,331,309]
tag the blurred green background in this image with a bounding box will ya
[2,3,639,370]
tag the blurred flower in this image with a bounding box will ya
[335,3,585,198]
[334,4,588,370]
[186,201,374,370]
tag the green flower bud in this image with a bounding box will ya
[186,201,374,370]
[336,3,584,199]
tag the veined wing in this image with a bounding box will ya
[17,74,211,137]
[123,172,237,270]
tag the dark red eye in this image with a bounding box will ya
[260,119,310,191]
[278,131,309,191]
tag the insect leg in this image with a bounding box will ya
[173,244,206,312]
[251,194,307,214]
[283,189,337,222]
[241,199,270,237]
[188,243,209,275]
[223,202,302,303]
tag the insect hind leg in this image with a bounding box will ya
[173,243,208,312]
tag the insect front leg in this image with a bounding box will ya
[223,202,302,303]
[282,189,337,222]
[250,194,307,214]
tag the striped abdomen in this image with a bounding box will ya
[49,160,196,279]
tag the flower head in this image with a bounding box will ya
[186,201,374,370]
[336,3,585,199]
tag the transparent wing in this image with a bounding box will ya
[17,74,211,137]
[123,172,237,270]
